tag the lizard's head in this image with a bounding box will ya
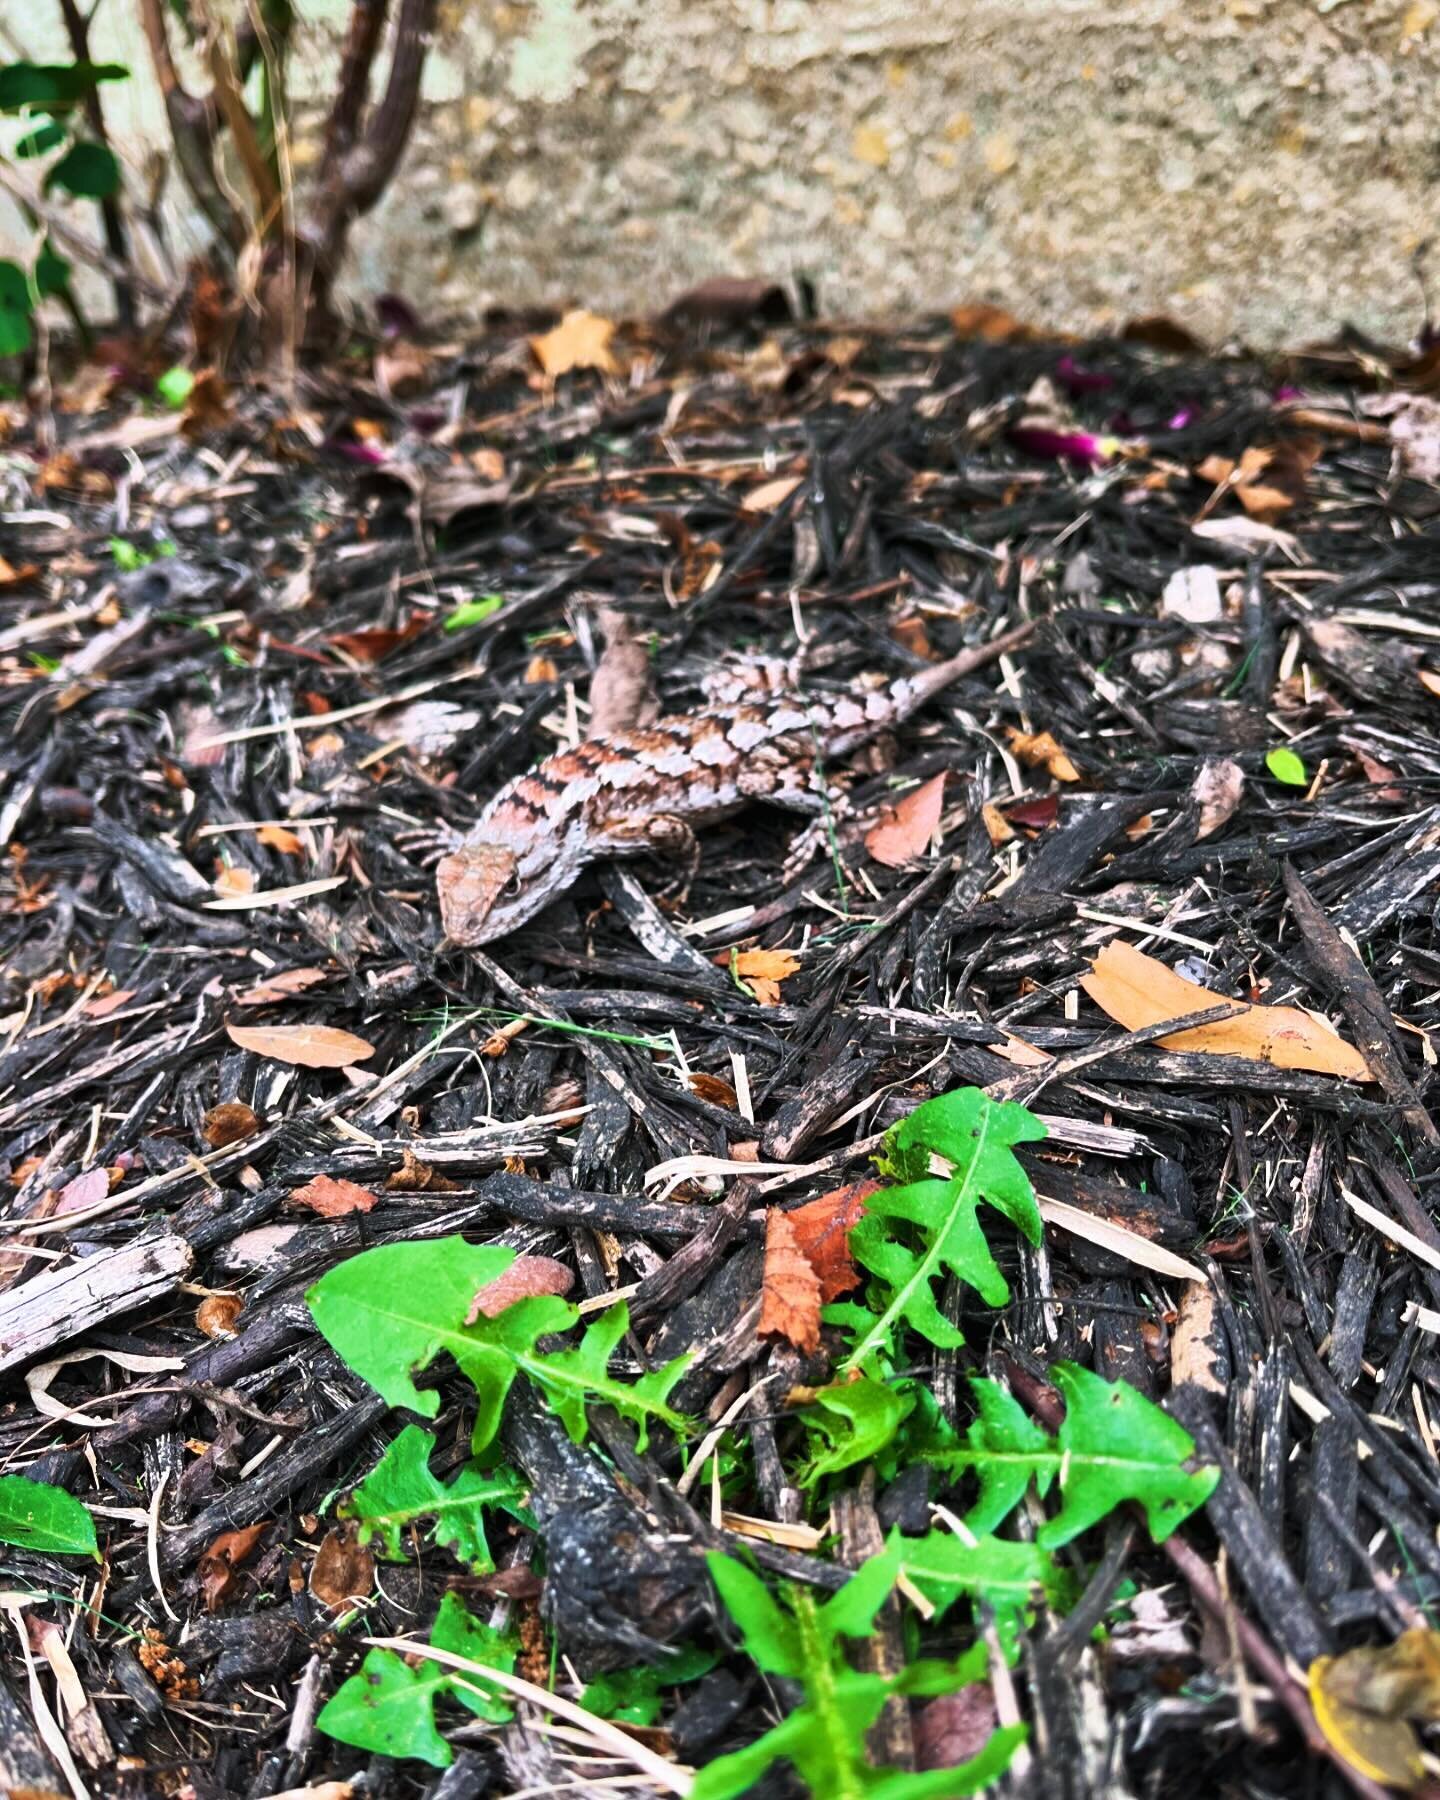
[436,831,585,946]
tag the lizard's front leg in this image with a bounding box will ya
[592,811,702,903]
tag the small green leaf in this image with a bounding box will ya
[1265,746,1308,787]
[581,1646,716,1725]
[0,1474,97,1557]
[343,1424,528,1571]
[0,62,128,112]
[155,366,195,409]
[892,1525,1061,1633]
[0,261,33,358]
[705,1551,803,1677]
[15,120,65,158]
[33,240,70,300]
[798,1375,912,1486]
[444,594,504,632]
[46,140,120,200]
[109,537,156,572]
[317,1592,515,1767]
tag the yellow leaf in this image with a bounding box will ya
[530,309,618,377]
[1080,940,1372,1080]
[1309,1633,1440,1790]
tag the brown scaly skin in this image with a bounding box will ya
[437,619,1036,945]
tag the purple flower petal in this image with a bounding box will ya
[1056,354,1114,395]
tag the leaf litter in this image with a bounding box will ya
[0,291,1438,1799]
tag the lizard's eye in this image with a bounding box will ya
[502,870,522,896]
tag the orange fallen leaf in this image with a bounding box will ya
[720,947,802,1008]
[255,824,303,855]
[786,1179,877,1302]
[328,617,426,664]
[466,1254,574,1322]
[0,556,39,587]
[201,1101,262,1148]
[758,1209,822,1352]
[289,1174,379,1217]
[530,309,618,377]
[981,802,1014,845]
[950,302,1036,344]
[1008,728,1081,783]
[990,1033,1052,1068]
[1420,670,1440,699]
[214,866,255,898]
[866,772,947,867]
[198,1522,268,1611]
[224,1021,374,1068]
[196,1292,243,1339]
[180,367,232,442]
[1080,940,1371,1079]
[83,987,136,1019]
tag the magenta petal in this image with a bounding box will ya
[1010,425,1104,465]
[1056,354,1114,395]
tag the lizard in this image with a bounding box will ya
[436,617,1036,946]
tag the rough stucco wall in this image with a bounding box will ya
[5,0,1440,345]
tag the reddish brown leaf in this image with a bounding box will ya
[865,772,947,867]
[467,1254,574,1322]
[54,1166,108,1215]
[234,967,329,1005]
[288,1174,379,1217]
[1005,794,1060,830]
[224,1021,373,1068]
[914,1685,1000,1771]
[201,1101,262,1149]
[786,1180,877,1302]
[687,1071,740,1110]
[255,824,303,855]
[82,987,136,1019]
[180,368,232,441]
[196,1292,243,1339]
[309,1524,374,1611]
[198,1522,268,1611]
[758,1209,822,1353]
[327,616,427,664]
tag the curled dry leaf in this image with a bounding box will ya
[741,472,804,514]
[1080,940,1372,1079]
[310,1523,375,1611]
[719,947,802,1008]
[785,1179,875,1301]
[589,607,659,736]
[1309,1630,1440,1791]
[195,1292,243,1340]
[201,1101,262,1149]
[530,309,618,377]
[198,1521,268,1612]
[687,1071,740,1110]
[466,1254,574,1322]
[224,1022,374,1069]
[83,987,136,1019]
[981,801,1014,845]
[865,772,947,868]
[914,1684,1000,1772]
[385,1147,461,1192]
[758,1208,822,1353]
[234,967,328,1006]
[255,824,303,855]
[289,1174,379,1218]
[1191,757,1244,840]
[1007,728,1081,783]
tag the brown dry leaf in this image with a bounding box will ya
[196,1292,243,1339]
[914,1684,1000,1772]
[1191,757,1244,840]
[530,309,618,378]
[1308,1630,1440,1791]
[741,473,804,514]
[687,1071,740,1110]
[589,606,659,736]
[198,1522,268,1612]
[950,302,1035,344]
[224,1022,374,1068]
[289,1174,379,1217]
[1007,728,1081,783]
[385,1147,461,1191]
[180,368,232,441]
[201,1101,262,1148]
[991,1032,1052,1068]
[981,802,1015,845]
[1080,940,1371,1079]
[374,340,432,398]
[234,967,328,1005]
[327,617,426,663]
[466,1254,574,1321]
[0,556,40,587]
[524,654,559,683]
[1420,669,1440,699]
[758,1208,822,1353]
[255,824,303,855]
[786,1179,877,1302]
[83,987,136,1019]
[721,947,802,1007]
[55,1166,108,1215]
[214,865,255,898]
[865,772,947,867]
[310,1524,374,1611]
[890,613,933,659]
[661,276,791,330]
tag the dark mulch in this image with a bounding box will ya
[2,295,1440,1800]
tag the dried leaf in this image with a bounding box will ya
[1420,669,1440,699]
[180,367,231,441]
[786,1179,877,1302]
[981,801,1014,845]
[328,617,426,664]
[914,1684,1000,1771]
[234,967,328,1005]
[0,556,39,587]
[1080,940,1371,1079]
[1191,757,1244,839]
[198,1522,268,1611]
[196,1292,243,1339]
[721,947,802,1007]
[466,1254,574,1321]
[290,1174,380,1217]
[1008,728,1081,783]
[201,1101,262,1148]
[310,1524,375,1611]
[742,473,804,514]
[865,772,947,867]
[83,987,136,1018]
[530,309,618,377]
[758,1209,822,1353]
[55,1165,109,1216]
[1309,1632,1440,1790]
[255,824,303,855]
[224,1022,374,1069]
[950,303,1036,344]
[687,1071,740,1110]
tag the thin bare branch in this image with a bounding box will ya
[137,0,244,252]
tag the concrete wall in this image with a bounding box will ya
[4,0,1439,345]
